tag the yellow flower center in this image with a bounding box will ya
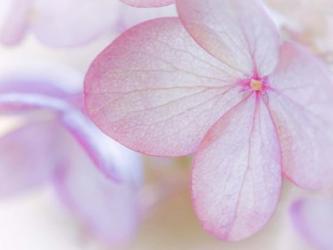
[250,79,263,91]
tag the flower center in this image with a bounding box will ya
[250,79,263,91]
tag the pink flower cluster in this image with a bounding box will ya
[85,0,333,242]
[1,0,333,248]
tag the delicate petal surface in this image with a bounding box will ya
[0,122,61,197]
[31,0,119,47]
[121,0,174,7]
[291,198,333,250]
[176,0,280,76]
[85,17,246,156]
[268,42,333,189]
[54,131,141,245]
[192,96,281,241]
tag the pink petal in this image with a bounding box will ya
[120,0,174,7]
[192,96,281,241]
[0,0,30,46]
[268,42,333,190]
[53,136,141,245]
[291,198,333,250]
[0,121,60,197]
[176,0,281,77]
[31,0,119,47]
[85,17,247,157]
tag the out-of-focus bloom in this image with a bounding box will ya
[266,0,333,60]
[0,66,144,245]
[121,0,174,8]
[115,3,176,33]
[290,198,333,250]
[85,0,333,241]
[0,0,175,47]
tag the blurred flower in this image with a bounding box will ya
[0,0,175,47]
[0,66,145,246]
[84,0,333,241]
[121,0,174,8]
[266,0,333,62]
[290,198,333,250]
[115,3,176,33]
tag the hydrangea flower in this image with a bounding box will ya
[0,66,144,245]
[84,0,333,241]
[291,198,333,250]
[0,0,175,47]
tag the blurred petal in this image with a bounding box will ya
[0,121,61,197]
[176,0,280,76]
[85,17,246,157]
[115,4,176,32]
[0,68,82,102]
[266,0,333,56]
[268,42,333,189]
[0,72,124,180]
[192,96,281,241]
[0,0,30,46]
[31,0,119,47]
[0,67,144,244]
[121,0,174,7]
[0,110,142,244]
[62,110,143,183]
[291,198,333,250]
[53,133,141,245]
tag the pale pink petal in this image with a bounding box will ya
[85,17,247,156]
[31,0,119,47]
[0,0,30,46]
[0,121,61,197]
[268,42,333,190]
[121,0,174,8]
[176,0,280,76]
[291,198,333,250]
[192,96,281,241]
[53,134,141,245]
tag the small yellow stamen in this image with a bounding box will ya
[250,79,263,91]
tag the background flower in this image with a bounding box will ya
[291,197,333,250]
[266,0,333,62]
[0,0,176,47]
[121,0,174,8]
[0,66,144,245]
